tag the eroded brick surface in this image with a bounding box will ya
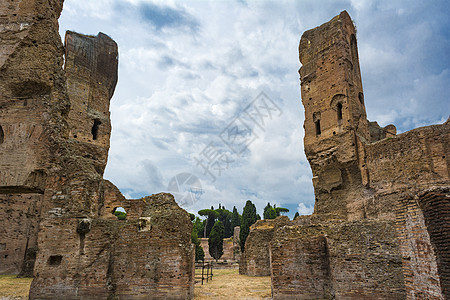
[240,217,289,276]
[271,221,405,300]
[1,1,194,298]
[268,10,449,300]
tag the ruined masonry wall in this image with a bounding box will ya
[0,0,67,276]
[200,237,234,262]
[269,10,449,300]
[364,123,449,191]
[0,194,42,275]
[30,193,195,300]
[1,0,195,298]
[270,221,406,300]
[240,217,289,276]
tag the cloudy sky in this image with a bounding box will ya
[59,0,449,218]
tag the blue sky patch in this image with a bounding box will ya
[139,3,199,32]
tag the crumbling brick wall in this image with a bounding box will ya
[30,193,195,299]
[240,216,289,276]
[233,226,241,261]
[1,1,195,299]
[0,0,68,276]
[200,237,234,261]
[269,10,449,300]
[270,220,405,300]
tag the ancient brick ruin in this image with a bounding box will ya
[270,11,449,299]
[240,11,449,300]
[0,1,194,299]
[239,216,289,276]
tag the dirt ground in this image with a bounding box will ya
[0,275,33,300]
[0,269,271,299]
[195,268,272,299]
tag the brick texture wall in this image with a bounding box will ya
[271,220,405,299]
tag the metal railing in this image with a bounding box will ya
[195,261,213,285]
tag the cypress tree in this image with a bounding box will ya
[294,212,300,220]
[240,200,258,252]
[230,206,241,232]
[263,202,277,219]
[208,220,224,261]
[216,207,232,238]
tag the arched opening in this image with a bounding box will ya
[0,125,4,144]
[337,103,343,124]
[418,190,450,294]
[91,119,101,140]
[113,207,127,220]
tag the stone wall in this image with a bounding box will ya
[0,193,42,275]
[0,0,68,276]
[270,220,405,299]
[240,217,289,276]
[30,193,195,299]
[233,226,241,261]
[269,10,449,300]
[200,237,234,262]
[1,1,195,298]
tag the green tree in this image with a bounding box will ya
[215,207,233,238]
[240,200,258,252]
[275,207,289,216]
[294,212,300,220]
[230,206,241,233]
[191,228,205,261]
[208,220,224,261]
[198,208,218,238]
[192,217,205,238]
[189,213,195,221]
[263,203,277,219]
[114,209,127,220]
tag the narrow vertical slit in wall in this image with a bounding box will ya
[350,34,358,72]
[91,119,101,140]
[0,125,4,144]
[337,103,343,124]
[79,234,85,255]
[315,120,321,136]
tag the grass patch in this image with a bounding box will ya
[195,268,271,299]
[0,275,33,298]
[0,269,272,299]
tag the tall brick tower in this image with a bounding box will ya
[299,11,370,218]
